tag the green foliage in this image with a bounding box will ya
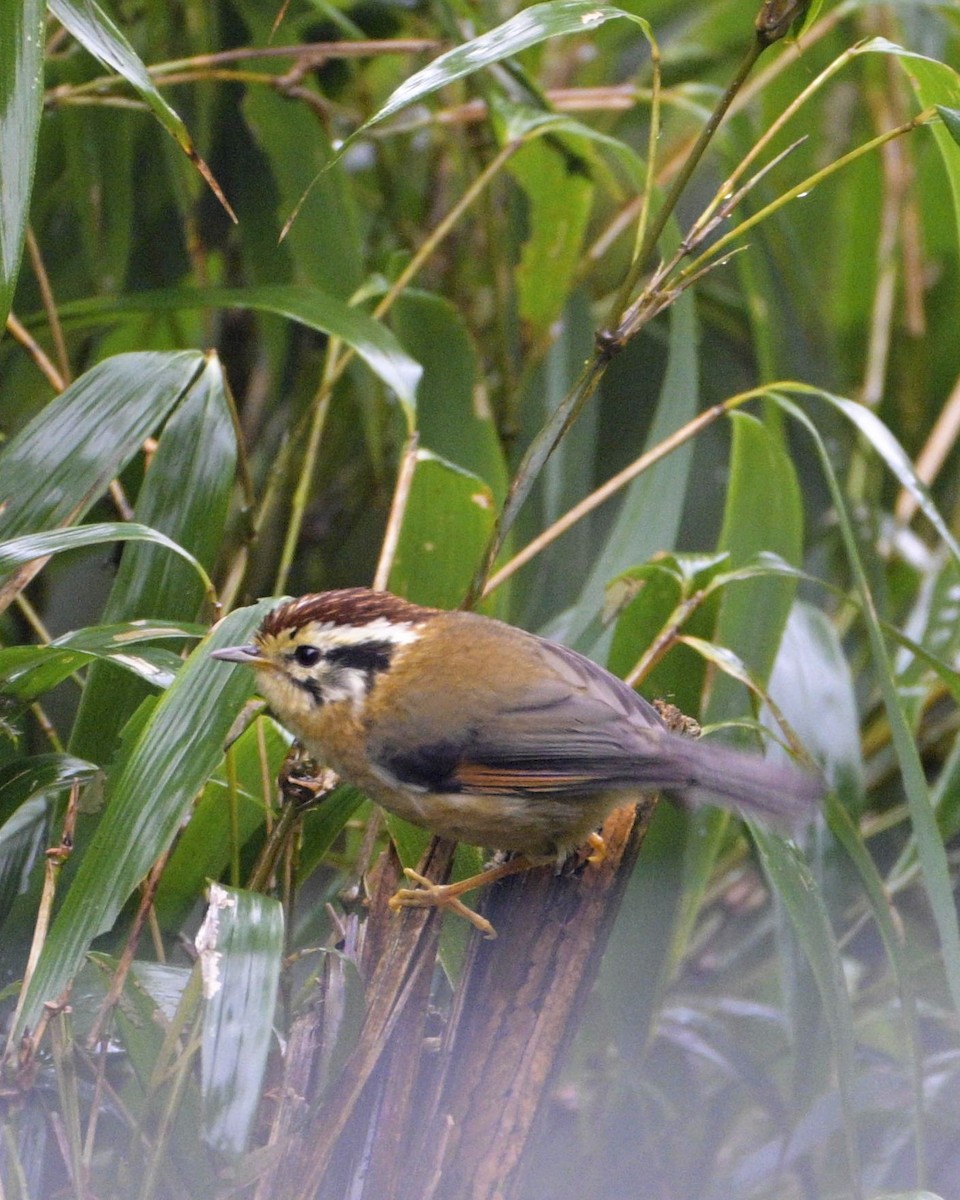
[2,1,960,1197]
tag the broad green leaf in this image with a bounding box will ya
[49,0,235,220]
[0,523,214,599]
[497,106,646,183]
[855,39,960,251]
[391,292,508,506]
[669,412,802,996]
[297,785,368,884]
[0,797,53,932]
[48,287,422,413]
[70,353,237,762]
[708,411,802,724]
[0,621,201,707]
[939,106,960,148]
[752,828,862,1197]
[13,601,275,1036]
[0,350,205,540]
[569,282,699,651]
[606,554,724,717]
[0,755,101,825]
[356,2,649,137]
[0,0,45,330]
[57,104,135,296]
[509,138,594,337]
[0,642,183,705]
[154,717,291,931]
[243,88,362,300]
[198,884,283,1155]
[768,602,863,804]
[774,393,960,1022]
[0,756,100,926]
[387,450,497,610]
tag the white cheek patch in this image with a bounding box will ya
[320,666,370,707]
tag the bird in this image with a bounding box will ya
[212,588,822,934]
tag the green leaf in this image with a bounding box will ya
[0,0,45,330]
[0,619,201,705]
[570,283,699,650]
[0,796,53,932]
[751,828,862,1197]
[937,105,960,148]
[707,410,802,724]
[155,717,290,930]
[774,392,960,1022]
[0,350,206,540]
[509,138,594,337]
[243,88,362,300]
[12,601,276,1036]
[356,2,649,137]
[49,0,235,220]
[297,785,367,884]
[0,756,99,926]
[857,39,960,252]
[669,412,802,1000]
[47,287,422,413]
[768,602,864,804]
[391,292,508,506]
[0,642,183,705]
[69,353,237,762]
[387,450,497,610]
[0,523,214,600]
[198,884,283,1155]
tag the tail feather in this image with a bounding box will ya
[660,734,823,832]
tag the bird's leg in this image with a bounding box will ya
[388,855,551,939]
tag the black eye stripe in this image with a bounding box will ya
[323,641,394,674]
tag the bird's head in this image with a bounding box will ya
[211,589,434,716]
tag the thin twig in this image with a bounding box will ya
[5,311,65,390]
[373,434,420,590]
[26,227,71,384]
[895,370,960,525]
[482,401,733,597]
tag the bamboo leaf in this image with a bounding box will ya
[751,827,863,1198]
[47,288,423,411]
[198,884,283,1155]
[0,0,45,329]
[69,352,237,762]
[0,351,206,540]
[49,0,236,220]
[774,392,960,1022]
[387,450,496,610]
[356,2,649,136]
[12,601,275,1036]
[0,523,214,600]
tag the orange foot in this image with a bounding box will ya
[387,855,548,939]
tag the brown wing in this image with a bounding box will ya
[368,624,674,799]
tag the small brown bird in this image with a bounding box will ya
[212,589,822,931]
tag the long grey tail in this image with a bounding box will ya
[659,733,823,832]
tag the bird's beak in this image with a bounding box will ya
[210,643,266,666]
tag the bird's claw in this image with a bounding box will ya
[388,869,497,938]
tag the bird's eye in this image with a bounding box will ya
[293,645,322,668]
